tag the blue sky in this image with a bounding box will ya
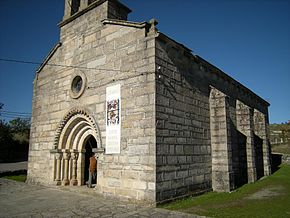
[0,0,289,124]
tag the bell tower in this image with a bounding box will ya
[61,0,131,26]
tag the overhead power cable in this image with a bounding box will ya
[0,110,31,115]
[0,114,31,119]
[0,113,31,118]
[0,110,31,120]
[0,58,135,72]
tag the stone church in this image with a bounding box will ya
[27,0,272,204]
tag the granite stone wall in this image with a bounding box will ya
[154,32,271,201]
[155,35,212,202]
[28,0,156,203]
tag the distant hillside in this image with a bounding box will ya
[270,122,290,154]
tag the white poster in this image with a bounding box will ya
[106,84,121,154]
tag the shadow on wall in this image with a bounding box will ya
[254,134,264,180]
[234,129,248,188]
[271,153,282,173]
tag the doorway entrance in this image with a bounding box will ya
[52,108,102,186]
[84,135,98,185]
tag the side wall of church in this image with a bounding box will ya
[154,33,271,202]
[155,36,212,202]
[28,2,156,203]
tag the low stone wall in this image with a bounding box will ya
[271,153,290,173]
[282,154,290,165]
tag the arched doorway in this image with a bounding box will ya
[51,108,102,186]
[84,135,97,185]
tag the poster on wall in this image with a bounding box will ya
[106,84,121,154]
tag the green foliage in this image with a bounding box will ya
[160,164,290,218]
[9,118,30,133]
[9,118,30,144]
[270,122,290,133]
[3,174,27,182]
[0,120,12,145]
[0,118,30,162]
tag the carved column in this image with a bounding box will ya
[62,152,71,186]
[79,149,86,185]
[55,152,63,186]
[70,151,79,186]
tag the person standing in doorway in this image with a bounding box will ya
[87,152,97,188]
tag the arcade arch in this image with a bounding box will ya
[51,108,101,186]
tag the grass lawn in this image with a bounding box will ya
[160,164,290,218]
[2,174,27,182]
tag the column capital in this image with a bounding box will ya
[71,152,79,160]
[50,149,61,154]
[63,152,71,160]
[55,152,63,160]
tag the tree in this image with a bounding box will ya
[0,119,13,162]
[9,118,30,133]
[0,117,30,162]
[9,118,30,145]
[0,119,12,146]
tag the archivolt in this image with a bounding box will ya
[53,107,101,149]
